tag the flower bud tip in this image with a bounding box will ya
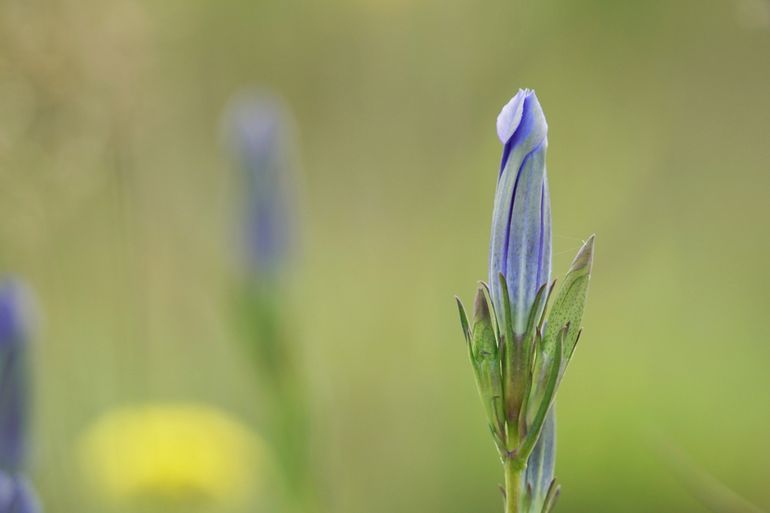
[472,286,490,324]
[569,234,595,274]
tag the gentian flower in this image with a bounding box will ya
[222,92,300,376]
[456,89,595,513]
[0,280,41,513]
[0,282,30,473]
[224,93,295,280]
[223,93,319,513]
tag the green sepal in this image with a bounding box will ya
[478,280,500,340]
[541,480,561,513]
[518,282,554,438]
[522,282,551,377]
[517,327,564,464]
[543,235,595,374]
[497,272,520,438]
[488,423,508,457]
[522,483,534,513]
[470,286,506,442]
[455,296,471,345]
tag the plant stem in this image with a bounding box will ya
[504,457,525,513]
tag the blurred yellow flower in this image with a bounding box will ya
[78,403,264,507]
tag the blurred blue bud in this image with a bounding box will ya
[0,473,41,513]
[223,93,296,279]
[0,281,33,473]
[489,89,551,335]
[0,283,29,348]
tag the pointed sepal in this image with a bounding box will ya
[541,480,561,513]
[518,326,564,464]
[455,296,471,345]
[469,286,506,444]
[543,235,594,372]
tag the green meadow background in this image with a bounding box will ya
[0,0,768,511]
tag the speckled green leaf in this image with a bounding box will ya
[543,235,595,368]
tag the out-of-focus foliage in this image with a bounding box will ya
[0,0,768,512]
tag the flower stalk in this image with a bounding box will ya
[456,89,595,513]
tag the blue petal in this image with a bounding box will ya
[496,90,528,144]
[489,91,551,333]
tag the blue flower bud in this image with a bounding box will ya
[0,473,41,513]
[0,281,32,473]
[457,87,594,513]
[525,408,556,508]
[489,89,551,335]
[224,93,296,279]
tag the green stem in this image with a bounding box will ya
[504,458,525,513]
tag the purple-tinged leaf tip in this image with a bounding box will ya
[568,234,595,274]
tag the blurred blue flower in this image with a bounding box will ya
[0,281,32,473]
[0,473,40,513]
[224,93,296,279]
[0,280,39,512]
[489,89,551,335]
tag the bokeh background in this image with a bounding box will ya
[0,0,769,511]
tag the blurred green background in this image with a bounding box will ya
[0,0,769,511]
